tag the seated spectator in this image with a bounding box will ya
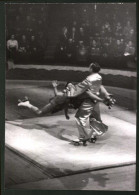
[70,26,78,45]
[124,41,135,56]
[38,31,47,51]
[66,38,76,61]
[114,39,125,57]
[77,40,88,61]
[78,27,88,45]
[90,39,101,56]
[59,26,69,51]
[7,34,18,61]
[28,35,38,63]
[72,20,77,28]
[123,20,133,37]
[29,35,38,51]
[101,37,112,57]
[82,20,91,37]
[101,22,112,37]
[101,26,105,36]
[115,22,123,38]
[56,27,69,62]
[92,22,100,37]
[125,28,136,44]
[19,35,29,53]
[18,35,29,63]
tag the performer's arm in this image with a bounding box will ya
[86,90,104,102]
[100,85,112,98]
[64,107,70,120]
[100,85,116,108]
[52,80,63,96]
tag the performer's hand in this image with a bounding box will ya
[103,95,116,109]
[52,80,58,88]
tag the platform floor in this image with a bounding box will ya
[5,80,136,190]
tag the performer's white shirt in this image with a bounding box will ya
[7,39,18,49]
[67,73,102,97]
[86,73,102,95]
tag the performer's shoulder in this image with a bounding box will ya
[87,73,102,81]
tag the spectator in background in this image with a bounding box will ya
[37,32,47,63]
[77,40,88,62]
[18,35,29,63]
[78,27,88,45]
[124,41,135,56]
[115,22,123,38]
[101,37,112,57]
[59,26,69,51]
[101,22,111,37]
[19,35,28,53]
[72,20,78,28]
[123,21,133,37]
[125,28,135,44]
[29,35,38,63]
[66,38,76,62]
[15,15,22,39]
[90,39,100,56]
[57,27,69,62]
[7,34,18,62]
[92,22,100,37]
[70,26,78,45]
[82,20,91,37]
[26,15,34,38]
[114,39,125,57]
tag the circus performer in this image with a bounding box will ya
[18,63,115,145]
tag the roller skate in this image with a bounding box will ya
[89,136,97,143]
[18,96,30,107]
[72,137,88,146]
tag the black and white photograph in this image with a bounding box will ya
[5,2,136,191]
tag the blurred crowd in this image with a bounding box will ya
[56,20,136,63]
[6,4,136,66]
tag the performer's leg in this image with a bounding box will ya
[75,112,90,139]
[18,100,55,115]
[89,103,108,136]
[75,100,94,140]
[92,102,102,122]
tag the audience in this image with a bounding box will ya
[6,5,136,66]
[124,41,135,56]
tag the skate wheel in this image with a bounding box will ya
[83,141,87,146]
[74,142,80,146]
[90,138,97,143]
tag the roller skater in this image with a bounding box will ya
[18,63,115,145]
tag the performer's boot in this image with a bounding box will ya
[89,136,97,143]
[88,131,97,143]
[18,97,41,114]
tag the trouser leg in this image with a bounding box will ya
[28,103,56,115]
[40,103,56,115]
[75,100,95,140]
[91,102,102,122]
[75,113,91,139]
[89,103,108,136]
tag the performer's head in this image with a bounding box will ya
[89,62,101,73]
[63,82,73,93]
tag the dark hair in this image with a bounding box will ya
[89,62,101,73]
[65,81,72,88]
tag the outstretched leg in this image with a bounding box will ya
[18,98,56,115]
